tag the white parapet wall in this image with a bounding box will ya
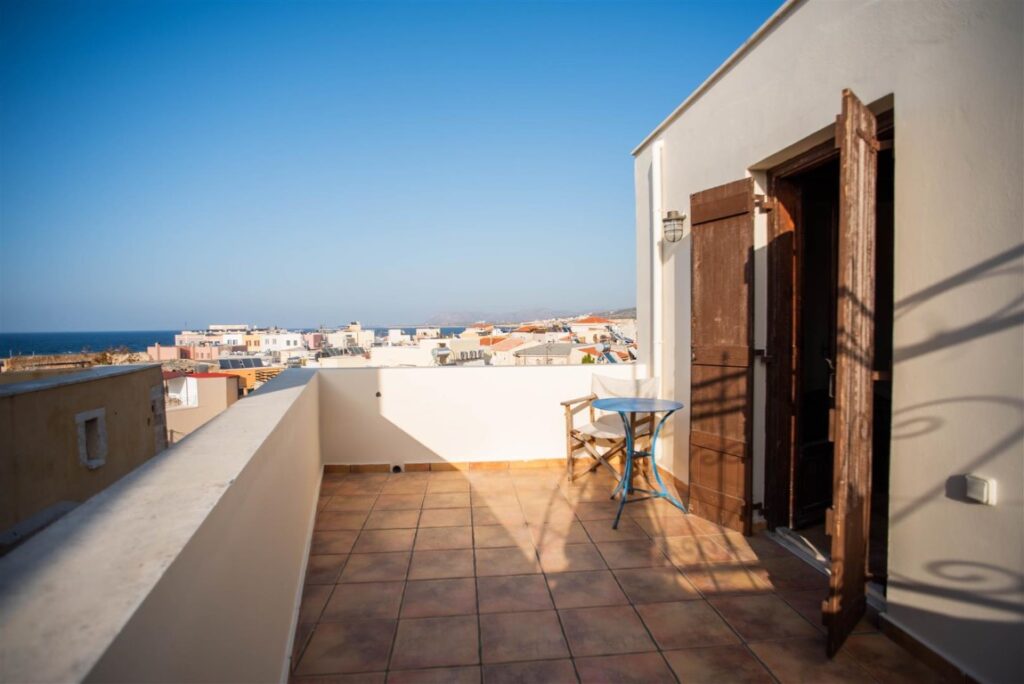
[318,365,647,466]
[0,370,321,684]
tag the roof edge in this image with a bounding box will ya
[631,0,803,157]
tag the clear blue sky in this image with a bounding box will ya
[1,0,778,331]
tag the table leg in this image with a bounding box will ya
[649,410,687,513]
[612,411,635,529]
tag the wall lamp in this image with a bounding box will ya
[663,210,687,243]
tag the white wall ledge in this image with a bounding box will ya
[0,370,318,684]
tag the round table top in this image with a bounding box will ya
[592,397,684,413]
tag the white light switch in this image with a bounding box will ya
[964,475,997,506]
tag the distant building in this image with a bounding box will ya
[147,344,182,361]
[0,365,167,553]
[513,342,576,366]
[415,328,440,340]
[163,372,240,444]
[326,323,374,350]
[259,331,304,353]
[569,316,614,344]
[303,332,324,350]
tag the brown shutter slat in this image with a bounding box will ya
[824,88,878,657]
[689,177,755,534]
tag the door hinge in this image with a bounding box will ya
[825,506,835,534]
[754,348,774,364]
[754,194,774,213]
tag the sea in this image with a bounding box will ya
[0,327,469,358]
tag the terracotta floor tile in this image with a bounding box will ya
[613,567,700,603]
[538,543,608,573]
[374,494,425,511]
[312,530,359,555]
[748,637,875,683]
[472,506,526,526]
[317,495,332,512]
[387,666,480,684]
[390,615,479,670]
[291,622,315,671]
[426,479,472,493]
[322,581,404,621]
[334,482,383,497]
[326,495,378,512]
[711,532,791,562]
[408,549,475,580]
[631,515,703,538]
[306,554,348,585]
[471,493,520,509]
[529,521,591,547]
[482,659,576,684]
[364,510,421,530]
[419,508,472,528]
[595,540,673,569]
[381,479,429,494]
[299,584,333,623]
[662,644,773,683]
[295,619,396,675]
[655,535,735,565]
[414,526,474,551]
[473,524,534,549]
[636,600,739,649]
[340,552,411,583]
[316,511,369,531]
[571,501,622,521]
[581,518,648,543]
[747,556,829,592]
[401,578,477,618]
[521,505,577,526]
[354,529,417,553]
[293,674,385,684]
[575,652,676,683]
[844,633,945,684]
[709,594,820,641]
[477,574,553,613]
[479,611,570,663]
[475,547,542,576]
[546,570,628,609]
[681,562,772,596]
[777,589,880,634]
[559,605,655,657]
[424,492,472,509]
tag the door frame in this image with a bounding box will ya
[763,111,893,532]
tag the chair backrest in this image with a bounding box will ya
[591,375,659,400]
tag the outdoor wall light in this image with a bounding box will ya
[663,210,687,243]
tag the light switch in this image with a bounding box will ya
[964,475,997,506]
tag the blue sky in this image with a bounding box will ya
[1,0,778,331]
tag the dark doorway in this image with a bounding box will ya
[766,124,894,584]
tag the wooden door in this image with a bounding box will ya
[824,89,878,656]
[689,178,755,534]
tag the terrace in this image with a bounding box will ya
[0,367,941,683]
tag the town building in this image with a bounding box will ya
[163,372,240,444]
[0,365,166,553]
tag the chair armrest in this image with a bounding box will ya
[560,393,597,407]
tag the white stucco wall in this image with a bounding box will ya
[0,370,321,683]
[319,365,643,465]
[633,0,1023,680]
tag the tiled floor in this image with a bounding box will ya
[291,466,944,683]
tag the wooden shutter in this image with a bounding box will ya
[824,89,878,656]
[689,177,755,534]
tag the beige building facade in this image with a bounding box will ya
[633,1,1022,680]
[0,365,167,550]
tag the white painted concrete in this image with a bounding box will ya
[0,370,320,684]
[319,365,644,465]
[633,1,1023,679]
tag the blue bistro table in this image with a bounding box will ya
[591,397,686,528]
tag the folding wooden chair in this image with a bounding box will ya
[562,375,658,482]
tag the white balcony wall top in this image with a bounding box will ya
[318,365,646,466]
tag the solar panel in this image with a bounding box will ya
[252,358,264,367]
[219,360,230,369]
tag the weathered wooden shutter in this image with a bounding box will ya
[824,89,878,656]
[688,177,755,534]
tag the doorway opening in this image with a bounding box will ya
[766,120,895,586]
